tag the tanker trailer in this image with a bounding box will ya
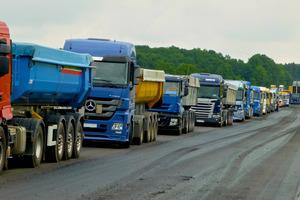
[133,69,165,144]
[0,41,93,172]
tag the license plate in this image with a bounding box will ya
[96,105,103,113]
[196,120,204,123]
[84,123,97,128]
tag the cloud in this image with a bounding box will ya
[2,0,300,63]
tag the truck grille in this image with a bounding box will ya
[191,100,216,119]
[84,97,120,120]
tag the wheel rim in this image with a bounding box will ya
[75,129,82,152]
[67,129,73,154]
[35,134,42,160]
[58,131,64,156]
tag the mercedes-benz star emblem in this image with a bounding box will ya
[85,100,96,112]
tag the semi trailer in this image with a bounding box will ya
[149,74,199,134]
[63,38,162,147]
[0,21,93,173]
[190,73,237,127]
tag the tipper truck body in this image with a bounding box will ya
[224,80,248,122]
[133,68,165,144]
[0,21,93,173]
[190,73,237,127]
[149,74,199,134]
[63,38,154,148]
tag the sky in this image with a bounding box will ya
[2,0,300,64]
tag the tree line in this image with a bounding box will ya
[136,45,300,88]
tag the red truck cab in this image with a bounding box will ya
[0,21,13,122]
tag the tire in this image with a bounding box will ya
[72,122,83,158]
[224,114,228,126]
[46,121,65,162]
[63,116,75,160]
[175,120,183,135]
[0,127,6,174]
[153,119,158,141]
[144,119,151,143]
[26,125,44,168]
[190,113,195,132]
[133,123,143,145]
[183,117,189,134]
[150,118,154,142]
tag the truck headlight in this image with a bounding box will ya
[169,118,178,125]
[111,123,123,130]
[212,115,220,119]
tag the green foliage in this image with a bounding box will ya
[136,45,295,87]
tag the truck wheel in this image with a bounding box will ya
[175,121,182,135]
[224,115,228,126]
[56,122,65,161]
[46,122,65,162]
[150,118,154,142]
[183,118,189,134]
[63,116,75,160]
[153,119,158,141]
[218,117,223,127]
[72,122,83,158]
[26,125,44,168]
[133,123,143,145]
[0,127,6,174]
[144,119,151,143]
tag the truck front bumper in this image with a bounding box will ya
[195,117,221,125]
[233,110,244,121]
[83,116,130,143]
[157,113,182,132]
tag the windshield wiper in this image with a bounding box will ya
[93,78,118,88]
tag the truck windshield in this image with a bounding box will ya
[254,91,259,99]
[197,85,220,99]
[236,90,244,101]
[92,61,128,86]
[164,81,180,96]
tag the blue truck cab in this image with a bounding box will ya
[148,74,189,135]
[190,73,236,127]
[251,86,263,116]
[243,81,254,119]
[63,39,139,147]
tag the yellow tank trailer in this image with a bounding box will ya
[133,69,165,144]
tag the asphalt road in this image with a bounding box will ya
[1,106,300,200]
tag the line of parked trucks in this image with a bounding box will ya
[0,21,292,174]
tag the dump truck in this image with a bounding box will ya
[148,74,199,134]
[270,85,278,111]
[0,21,93,173]
[259,87,267,114]
[63,38,160,148]
[190,73,237,127]
[252,86,263,116]
[133,68,165,144]
[224,80,249,122]
[291,81,300,104]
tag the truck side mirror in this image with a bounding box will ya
[132,65,140,86]
[134,65,140,78]
[223,89,227,98]
[133,78,139,85]
[183,87,189,96]
[0,39,11,77]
